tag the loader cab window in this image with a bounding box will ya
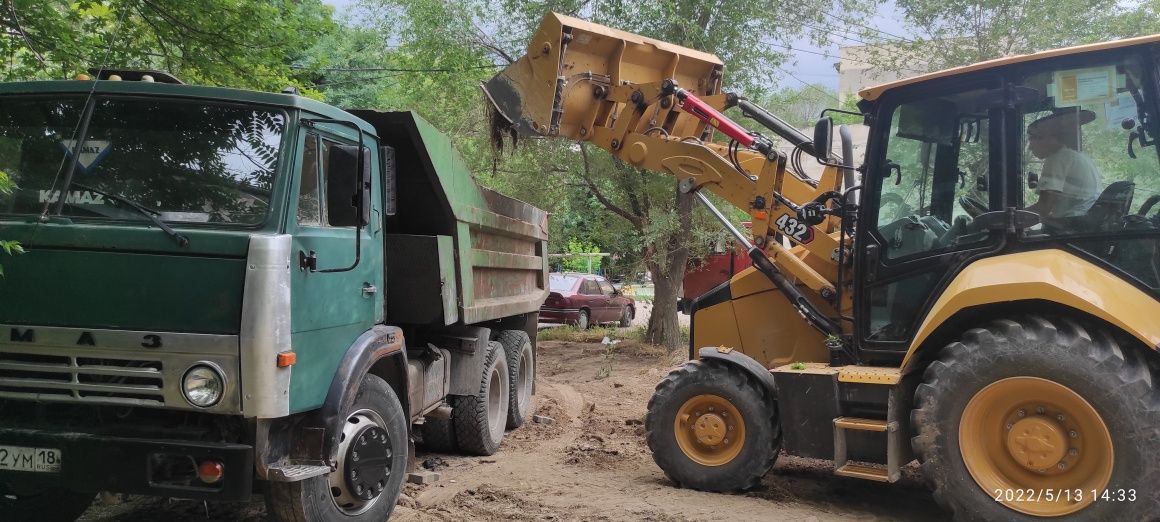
[1016,54,1160,234]
[1014,53,1160,290]
[875,87,998,261]
[864,86,1000,343]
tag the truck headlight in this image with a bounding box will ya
[182,364,224,407]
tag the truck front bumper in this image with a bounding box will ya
[0,427,253,501]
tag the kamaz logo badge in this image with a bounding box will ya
[8,328,163,349]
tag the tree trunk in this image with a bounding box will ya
[644,258,686,350]
[644,186,693,351]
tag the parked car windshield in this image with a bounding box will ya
[549,274,580,292]
[0,95,284,225]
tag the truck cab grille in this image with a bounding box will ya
[0,350,165,405]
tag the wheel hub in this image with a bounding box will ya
[1006,416,1068,470]
[673,394,746,466]
[959,377,1113,517]
[693,413,727,445]
[330,410,393,515]
[344,425,392,501]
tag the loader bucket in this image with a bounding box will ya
[483,12,724,142]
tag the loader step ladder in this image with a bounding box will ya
[832,416,901,482]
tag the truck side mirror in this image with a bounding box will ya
[326,144,371,227]
[813,117,833,161]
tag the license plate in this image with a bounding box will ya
[0,445,62,473]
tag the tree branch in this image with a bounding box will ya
[579,143,642,228]
[5,0,47,68]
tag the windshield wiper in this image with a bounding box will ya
[71,182,190,247]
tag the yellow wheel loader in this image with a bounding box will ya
[484,13,1160,519]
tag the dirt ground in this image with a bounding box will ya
[80,339,949,521]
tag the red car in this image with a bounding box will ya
[540,273,635,329]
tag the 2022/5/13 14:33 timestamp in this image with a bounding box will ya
[993,489,1137,503]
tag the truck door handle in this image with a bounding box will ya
[362,283,378,296]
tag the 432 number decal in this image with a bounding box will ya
[775,213,814,244]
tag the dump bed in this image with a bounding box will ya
[349,110,549,326]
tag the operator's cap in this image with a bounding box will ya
[1029,107,1097,137]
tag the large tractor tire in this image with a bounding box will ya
[266,374,409,522]
[495,329,536,429]
[0,485,93,522]
[452,340,510,455]
[912,316,1160,521]
[645,359,780,491]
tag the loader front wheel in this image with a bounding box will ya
[912,316,1160,520]
[645,359,779,491]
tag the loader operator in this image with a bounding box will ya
[1024,108,1102,218]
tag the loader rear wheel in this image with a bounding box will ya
[912,316,1160,520]
[645,359,779,491]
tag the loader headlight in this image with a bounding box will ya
[182,364,224,407]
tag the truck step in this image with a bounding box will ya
[835,463,891,482]
[833,416,901,483]
[266,464,332,482]
[833,417,888,432]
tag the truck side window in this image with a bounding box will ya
[297,133,322,226]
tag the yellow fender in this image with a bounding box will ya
[903,249,1160,370]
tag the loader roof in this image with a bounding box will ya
[859,33,1160,101]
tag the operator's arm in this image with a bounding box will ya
[1026,190,1064,218]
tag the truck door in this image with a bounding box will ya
[855,82,1007,355]
[288,127,382,411]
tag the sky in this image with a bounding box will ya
[321,0,916,94]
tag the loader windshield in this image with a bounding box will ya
[0,96,285,225]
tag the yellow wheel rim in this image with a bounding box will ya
[674,394,746,466]
[959,377,1113,517]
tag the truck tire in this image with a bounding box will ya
[645,359,780,491]
[266,374,409,522]
[452,340,509,455]
[419,415,457,453]
[496,330,535,429]
[0,486,93,522]
[911,316,1160,521]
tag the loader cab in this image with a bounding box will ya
[853,43,1160,360]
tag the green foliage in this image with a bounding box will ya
[557,238,601,273]
[0,0,335,92]
[857,0,1157,73]
[0,169,20,276]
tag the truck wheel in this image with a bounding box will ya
[911,316,1160,520]
[0,486,93,522]
[419,415,457,453]
[618,306,633,327]
[452,340,509,455]
[576,309,590,330]
[496,330,535,429]
[266,374,408,522]
[645,359,780,491]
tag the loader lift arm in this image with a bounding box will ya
[483,12,852,338]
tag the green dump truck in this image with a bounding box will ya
[0,70,548,521]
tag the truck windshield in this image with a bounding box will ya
[0,96,284,225]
